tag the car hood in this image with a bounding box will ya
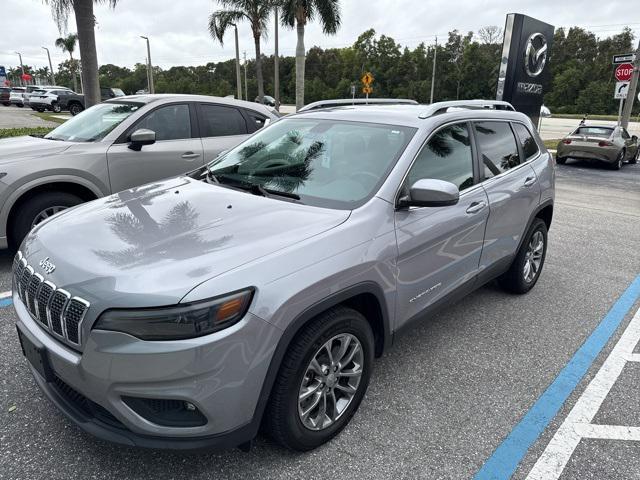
[22,177,350,307]
[0,135,71,164]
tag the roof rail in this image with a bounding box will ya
[298,98,418,112]
[418,100,515,119]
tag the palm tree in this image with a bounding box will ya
[281,0,341,110]
[55,33,79,92]
[46,0,118,108]
[209,0,273,102]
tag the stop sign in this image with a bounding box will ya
[615,63,634,82]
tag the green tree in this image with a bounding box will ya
[55,33,79,92]
[209,0,274,101]
[280,0,341,110]
[46,0,118,107]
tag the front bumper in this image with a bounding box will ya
[14,293,281,449]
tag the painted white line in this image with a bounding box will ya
[0,290,12,299]
[574,423,640,441]
[526,306,640,480]
[626,353,640,363]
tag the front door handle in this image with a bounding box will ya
[466,201,486,214]
[524,176,536,187]
[181,152,201,159]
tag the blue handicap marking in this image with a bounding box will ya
[0,298,13,308]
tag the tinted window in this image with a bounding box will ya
[135,104,192,141]
[512,123,539,160]
[199,104,247,137]
[406,123,474,191]
[244,110,268,133]
[474,121,520,178]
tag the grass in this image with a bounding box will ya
[32,111,68,124]
[551,113,625,122]
[0,127,53,139]
[543,139,560,150]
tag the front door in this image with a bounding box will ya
[395,122,489,328]
[106,103,204,192]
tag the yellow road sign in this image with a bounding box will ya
[362,86,373,94]
[361,72,374,86]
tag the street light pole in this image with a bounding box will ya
[140,36,155,94]
[274,7,280,110]
[42,46,56,85]
[430,37,437,104]
[243,50,248,102]
[232,24,242,100]
[15,51,24,86]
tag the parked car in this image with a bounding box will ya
[58,87,126,115]
[0,87,10,106]
[556,124,639,169]
[24,85,71,107]
[255,94,277,107]
[12,100,554,451]
[299,98,419,112]
[9,87,26,107]
[28,88,74,113]
[0,94,278,248]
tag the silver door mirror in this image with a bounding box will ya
[128,128,156,151]
[400,179,459,208]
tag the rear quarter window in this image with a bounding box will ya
[512,123,540,161]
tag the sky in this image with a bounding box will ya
[1,0,639,72]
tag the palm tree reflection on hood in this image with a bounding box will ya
[94,185,231,269]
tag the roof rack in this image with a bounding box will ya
[418,100,515,118]
[298,98,418,112]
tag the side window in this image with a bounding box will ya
[474,121,521,178]
[406,123,475,192]
[199,104,247,137]
[512,123,539,161]
[244,110,268,133]
[134,104,192,141]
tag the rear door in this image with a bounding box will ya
[474,120,541,274]
[106,102,204,192]
[196,103,252,163]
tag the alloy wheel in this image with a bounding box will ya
[298,333,364,431]
[31,205,67,227]
[523,230,544,283]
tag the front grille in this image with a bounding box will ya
[13,251,90,347]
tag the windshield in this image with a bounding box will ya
[111,88,125,97]
[207,118,415,209]
[44,101,142,142]
[574,127,613,138]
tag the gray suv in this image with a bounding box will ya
[13,100,554,451]
[0,94,277,248]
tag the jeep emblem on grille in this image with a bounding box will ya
[39,257,56,274]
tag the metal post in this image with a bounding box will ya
[274,7,280,110]
[15,52,24,86]
[42,47,56,84]
[620,40,640,129]
[618,98,624,126]
[141,36,154,94]
[234,25,242,100]
[144,56,150,92]
[243,51,248,102]
[430,37,437,104]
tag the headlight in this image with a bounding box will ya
[94,289,254,340]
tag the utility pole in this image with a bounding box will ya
[15,51,24,86]
[430,37,437,104]
[42,46,56,85]
[233,24,242,100]
[243,51,248,101]
[621,39,640,129]
[274,7,280,110]
[140,36,155,94]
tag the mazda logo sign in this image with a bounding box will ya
[524,32,548,77]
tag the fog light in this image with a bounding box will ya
[185,402,196,411]
[122,396,207,427]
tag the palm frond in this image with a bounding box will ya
[208,9,246,45]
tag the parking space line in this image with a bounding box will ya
[0,290,12,299]
[474,275,640,480]
[0,290,12,307]
[525,305,640,479]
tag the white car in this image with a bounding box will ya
[28,88,73,113]
[9,88,26,107]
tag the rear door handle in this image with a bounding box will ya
[466,201,486,214]
[181,152,201,159]
[524,176,536,187]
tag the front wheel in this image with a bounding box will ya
[499,218,548,294]
[611,150,624,170]
[264,306,374,451]
[69,103,83,116]
[51,102,62,113]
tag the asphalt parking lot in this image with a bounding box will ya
[0,156,639,479]
[0,105,63,129]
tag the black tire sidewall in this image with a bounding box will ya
[10,192,83,248]
[500,218,548,294]
[70,104,83,115]
[271,309,374,451]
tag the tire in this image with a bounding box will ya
[556,156,566,165]
[611,150,624,170]
[51,102,62,113]
[9,191,83,249]
[17,103,23,108]
[36,107,45,113]
[264,306,375,451]
[498,218,548,294]
[69,103,83,116]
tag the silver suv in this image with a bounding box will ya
[13,100,554,451]
[0,94,277,248]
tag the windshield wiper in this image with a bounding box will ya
[251,184,301,200]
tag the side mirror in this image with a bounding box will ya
[128,128,156,151]
[399,179,459,208]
